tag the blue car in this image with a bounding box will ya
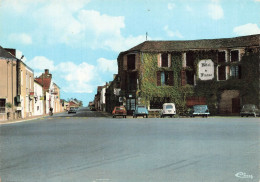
[133,105,149,118]
[190,105,210,118]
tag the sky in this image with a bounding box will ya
[1,0,260,106]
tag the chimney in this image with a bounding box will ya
[45,69,49,75]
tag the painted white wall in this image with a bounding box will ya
[34,81,43,116]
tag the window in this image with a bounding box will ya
[0,99,6,113]
[218,51,226,63]
[161,53,168,67]
[186,52,194,67]
[159,53,171,67]
[218,66,226,80]
[127,72,137,90]
[127,54,135,70]
[186,71,194,85]
[21,70,23,86]
[157,71,173,86]
[231,50,239,62]
[230,65,241,79]
[30,76,31,89]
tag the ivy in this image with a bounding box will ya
[138,50,260,115]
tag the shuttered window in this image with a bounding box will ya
[161,53,168,67]
[157,71,173,86]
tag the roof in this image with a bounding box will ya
[125,34,260,53]
[35,77,52,90]
[0,46,17,59]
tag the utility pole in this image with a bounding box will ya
[146,32,148,41]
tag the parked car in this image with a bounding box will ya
[190,105,210,117]
[133,105,149,118]
[160,103,176,118]
[112,106,127,118]
[240,104,260,117]
[68,107,77,114]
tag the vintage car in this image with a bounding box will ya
[240,104,260,117]
[160,103,176,118]
[68,107,77,114]
[112,106,127,118]
[133,105,149,118]
[190,105,210,117]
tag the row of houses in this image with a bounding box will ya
[93,34,260,116]
[0,46,63,121]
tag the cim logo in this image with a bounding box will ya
[235,172,253,179]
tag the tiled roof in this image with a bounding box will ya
[0,46,17,59]
[126,34,260,52]
[35,77,51,90]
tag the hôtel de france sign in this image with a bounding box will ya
[198,59,214,80]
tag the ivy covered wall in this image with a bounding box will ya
[137,50,260,115]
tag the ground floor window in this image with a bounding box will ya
[0,99,5,113]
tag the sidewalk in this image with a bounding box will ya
[0,111,66,125]
[0,114,48,125]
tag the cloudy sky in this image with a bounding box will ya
[1,0,260,105]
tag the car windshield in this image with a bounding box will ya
[166,105,173,109]
[243,104,256,109]
[193,105,207,111]
[138,106,145,108]
[116,107,124,110]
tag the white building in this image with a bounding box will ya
[33,80,44,116]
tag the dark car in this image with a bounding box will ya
[133,105,149,118]
[112,106,127,118]
[68,107,77,114]
[240,104,260,117]
[190,105,210,117]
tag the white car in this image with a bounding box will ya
[160,103,176,118]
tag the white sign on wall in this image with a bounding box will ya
[198,59,214,80]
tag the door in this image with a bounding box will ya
[126,98,135,115]
[232,98,240,113]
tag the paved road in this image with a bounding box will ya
[0,108,259,182]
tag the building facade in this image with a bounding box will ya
[19,61,34,118]
[34,80,44,116]
[0,46,18,120]
[116,34,260,115]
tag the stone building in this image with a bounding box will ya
[116,34,260,115]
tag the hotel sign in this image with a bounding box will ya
[198,59,214,80]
